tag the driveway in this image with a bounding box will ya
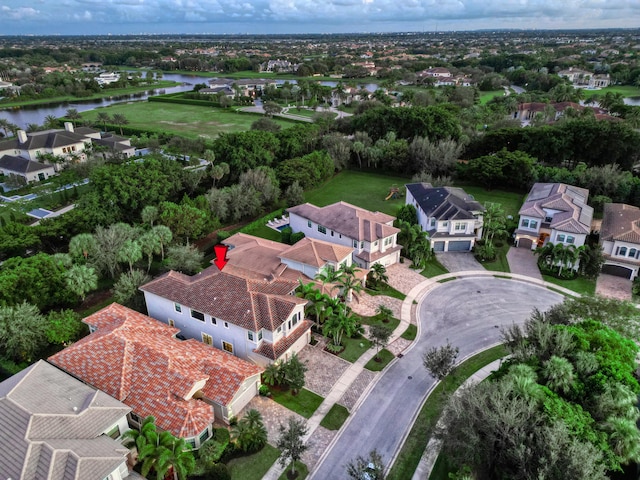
[435,252,483,272]
[596,274,632,301]
[506,247,542,280]
[310,278,562,479]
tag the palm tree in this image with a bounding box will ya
[369,263,388,287]
[117,239,142,274]
[123,416,175,479]
[155,436,196,480]
[65,108,81,127]
[152,225,173,260]
[338,270,363,303]
[139,231,162,272]
[43,115,58,130]
[69,233,97,262]
[232,409,268,453]
[111,113,129,135]
[323,307,358,349]
[606,417,640,463]
[0,118,10,137]
[64,264,98,302]
[542,355,575,395]
[96,111,111,131]
[376,304,393,323]
[314,267,343,289]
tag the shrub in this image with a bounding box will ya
[198,438,228,467]
[290,232,305,244]
[281,226,292,244]
[259,384,271,396]
[476,243,496,261]
[205,464,230,480]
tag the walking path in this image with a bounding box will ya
[264,269,579,480]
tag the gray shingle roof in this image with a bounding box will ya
[0,154,54,174]
[601,203,640,244]
[0,360,130,480]
[406,183,485,221]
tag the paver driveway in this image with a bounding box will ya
[506,246,542,280]
[310,277,562,480]
[435,252,483,272]
[596,273,632,301]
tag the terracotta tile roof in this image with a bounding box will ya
[253,320,313,360]
[355,245,402,263]
[279,237,353,268]
[601,203,640,244]
[287,201,399,242]
[141,268,306,331]
[49,304,262,439]
[518,183,592,235]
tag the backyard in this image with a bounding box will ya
[79,102,298,139]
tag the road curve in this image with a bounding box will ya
[310,277,562,479]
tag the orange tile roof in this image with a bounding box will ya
[49,304,262,439]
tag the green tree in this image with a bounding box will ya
[139,230,162,272]
[368,263,389,287]
[0,222,41,258]
[154,436,196,480]
[46,309,85,345]
[159,201,208,242]
[166,244,204,275]
[323,306,358,350]
[69,233,97,262]
[422,340,459,380]
[152,225,173,261]
[65,108,81,127]
[282,352,308,395]
[64,264,98,302]
[141,205,159,227]
[0,302,48,363]
[277,417,309,478]
[96,111,111,131]
[346,449,385,480]
[117,239,143,274]
[232,409,268,453]
[111,113,129,135]
[369,325,392,361]
[114,269,151,308]
[123,416,177,479]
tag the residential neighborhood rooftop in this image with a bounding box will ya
[0,154,56,174]
[600,203,640,244]
[405,183,485,221]
[519,183,593,234]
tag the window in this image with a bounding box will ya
[191,310,205,322]
[521,219,529,228]
[331,231,334,236]
[619,246,628,257]
[199,428,211,445]
[168,319,175,327]
[556,234,565,243]
[307,220,312,228]
[277,326,282,333]
[318,225,327,234]
[248,331,254,341]
[443,221,448,227]
[360,241,364,249]
[430,218,436,227]
[384,237,392,246]
[130,412,141,424]
[545,216,553,223]
[224,321,229,329]
[454,223,466,232]
[202,333,213,345]
[258,330,263,340]
[566,236,575,244]
[529,220,538,229]
[630,248,637,258]
[374,241,378,247]
[222,341,233,354]
[211,317,217,325]
[105,424,121,440]
[186,439,196,449]
[174,303,182,313]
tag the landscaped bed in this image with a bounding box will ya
[270,387,324,419]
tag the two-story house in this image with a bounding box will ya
[405,183,485,252]
[287,201,402,269]
[0,154,56,183]
[599,203,640,279]
[0,360,132,480]
[50,303,263,435]
[141,265,311,367]
[515,183,593,250]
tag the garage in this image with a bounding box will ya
[601,264,633,279]
[433,241,445,252]
[447,240,472,252]
[518,238,533,249]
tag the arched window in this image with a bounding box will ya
[619,247,628,257]
[630,248,637,258]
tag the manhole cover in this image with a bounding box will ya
[408,376,413,380]
[477,290,481,293]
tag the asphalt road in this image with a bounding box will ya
[310,277,562,479]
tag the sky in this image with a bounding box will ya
[0,0,638,36]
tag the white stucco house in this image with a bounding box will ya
[287,201,401,269]
[599,203,640,279]
[405,183,485,252]
[0,360,132,480]
[514,183,593,250]
[0,154,56,183]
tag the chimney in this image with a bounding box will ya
[64,122,74,133]
[17,130,27,144]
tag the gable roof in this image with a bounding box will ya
[0,154,55,174]
[3,129,88,151]
[141,263,307,332]
[0,360,130,480]
[406,183,484,222]
[279,237,353,268]
[49,304,262,439]
[287,201,399,242]
[519,183,593,235]
[601,203,640,244]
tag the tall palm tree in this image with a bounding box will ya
[369,263,388,287]
[64,264,98,302]
[43,115,59,130]
[111,113,129,135]
[314,267,343,288]
[117,239,142,274]
[96,111,111,131]
[65,108,81,127]
[155,436,196,480]
[542,355,575,395]
[69,233,97,262]
[152,225,173,260]
[337,270,363,303]
[139,230,162,272]
[323,307,358,348]
[231,409,268,453]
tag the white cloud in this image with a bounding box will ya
[1,5,40,20]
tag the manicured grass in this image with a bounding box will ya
[320,404,350,430]
[358,313,400,332]
[582,85,640,99]
[227,444,281,480]
[305,170,410,216]
[365,283,406,300]
[79,102,296,140]
[401,324,418,341]
[365,348,395,371]
[421,258,449,278]
[338,335,372,363]
[270,388,324,419]
[479,90,506,105]
[278,461,309,480]
[457,186,525,219]
[542,274,596,296]
[477,243,511,273]
[387,344,508,480]
[245,223,283,242]
[0,81,181,109]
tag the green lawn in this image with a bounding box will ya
[479,90,506,105]
[278,461,309,480]
[582,85,640,99]
[401,324,417,341]
[359,313,400,332]
[305,170,410,216]
[365,283,406,300]
[79,102,296,140]
[387,344,508,480]
[458,186,525,219]
[227,444,281,480]
[477,242,511,273]
[365,348,395,371]
[542,274,596,296]
[338,335,372,363]
[421,258,449,278]
[320,404,350,430]
[0,80,181,109]
[270,388,324,418]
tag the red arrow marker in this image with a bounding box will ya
[213,244,229,271]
